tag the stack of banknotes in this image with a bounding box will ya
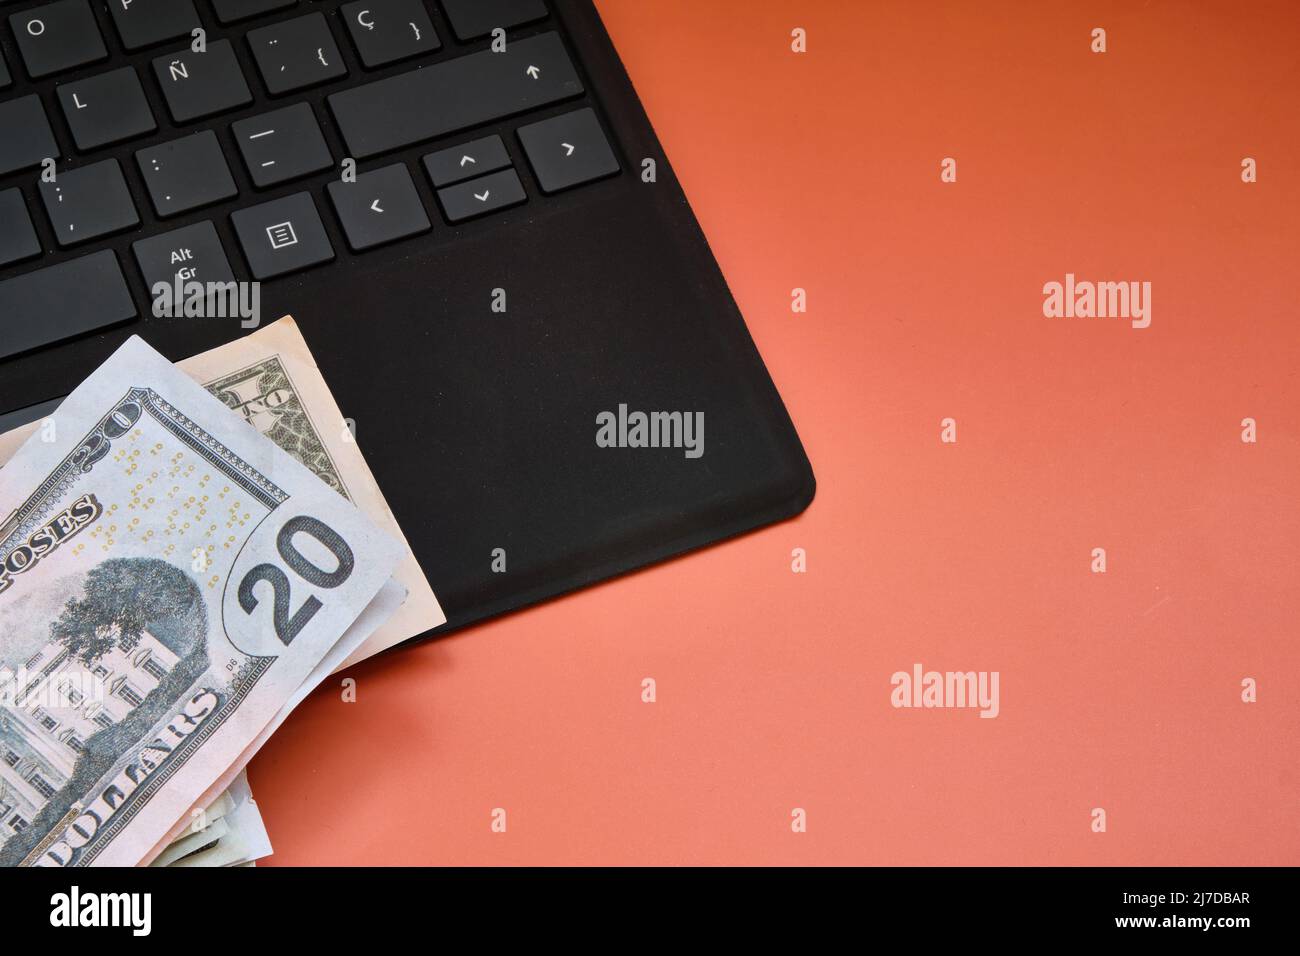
[0,318,444,866]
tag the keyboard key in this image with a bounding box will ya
[247,12,347,96]
[232,103,332,188]
[153,40,252,123]
[9,0,107,79]
[329,32,582,159]
[107,0,201,51]
[136,130,238,218]
[423,135,511,187]
[133,220,235,294]
[0,47,10,89]
[0,189,41,267]
[436,168,525,223]
[38,159,139,248]
[0,251,136,361]
[518,108,619,193]
[341,0,439,68]
[327,163,430,251]
[57,66,156,151]
[212,0,297,25]
[0,95,59,176]
[439,0,547,41]
[231,192,334,280]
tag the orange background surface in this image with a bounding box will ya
[250,0,1300,865]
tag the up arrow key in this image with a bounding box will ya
[460,155,476,167]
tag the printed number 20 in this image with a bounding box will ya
[237,516,356,646]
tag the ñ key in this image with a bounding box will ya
[153,40,253,123]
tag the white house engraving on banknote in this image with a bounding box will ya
[1,623,178,841]
[0,387,287,867]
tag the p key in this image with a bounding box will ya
[9,0,108,79]
[107,0,201,52]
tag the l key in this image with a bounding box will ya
[58,66,157,151]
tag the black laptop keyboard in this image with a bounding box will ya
[0,0,621,362]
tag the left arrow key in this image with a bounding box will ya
[327,163,431,252]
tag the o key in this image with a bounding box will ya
[9,0,108,79]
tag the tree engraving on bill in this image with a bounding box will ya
[0,386,291,866]
[0,320,437,795]
[0,328,414,867]
[205,358,350,501]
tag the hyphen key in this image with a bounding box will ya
[328,32,583,159]
[0,251,136,360]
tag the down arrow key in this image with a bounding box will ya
[436,168,527,223]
